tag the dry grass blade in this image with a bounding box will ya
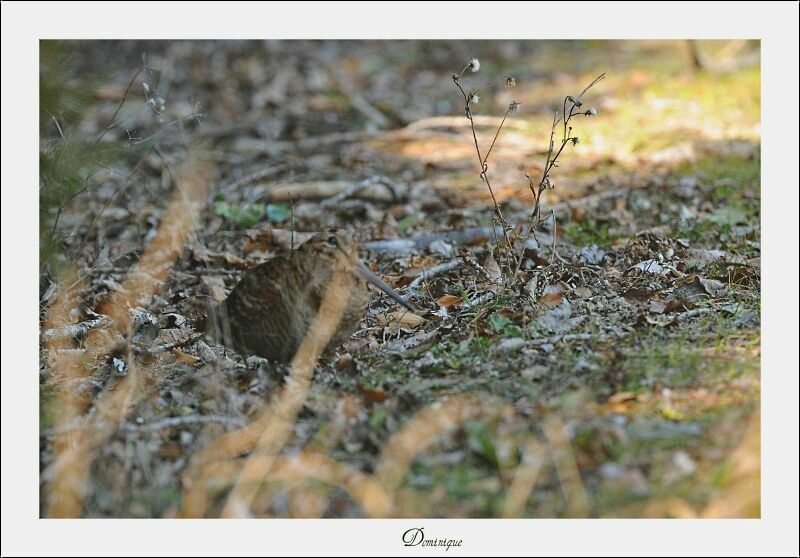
[182,271,352,517]
[262,180,396,204]
[502,436,547,518]
[43,150,212,517]
[195,454,392,518]
[98,154,213,330]
[43,272,94,517]
[374,395,509,494]
[542,415,592,518]
[702,408,760,518]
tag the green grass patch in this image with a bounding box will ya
[562,217,618,247]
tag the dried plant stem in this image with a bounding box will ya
[451,67,603,283]
[513,73,605,279]
[483,105,513,166]
[95,64,147,143]
[453,75,515,271]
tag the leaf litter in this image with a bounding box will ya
[39,40,761,519]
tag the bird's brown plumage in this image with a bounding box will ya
[207,231,381,362]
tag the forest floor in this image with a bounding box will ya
[39,40,761,518]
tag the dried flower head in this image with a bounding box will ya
[147,95,166,115]
[468,92,480,105]
[509,101,521,113]
[568,95,583,108]
[585,107,597,117]
[570,137,580,146]
[505,75,516,87]
[468,58,480,73]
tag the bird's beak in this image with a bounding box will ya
[355,262,414,311]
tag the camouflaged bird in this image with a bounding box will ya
[206,230,412,362]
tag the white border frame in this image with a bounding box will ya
[2,2,798,556]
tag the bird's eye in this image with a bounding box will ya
[327,236,338,246]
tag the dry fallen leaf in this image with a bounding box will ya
[649,299,684,314]
[335,353,354,372]
[649,300,667,314]
[160,442,184,459]
[573,286,592,299]
[543,283,567,295]
[409,255,439,269]
[380,310,425,329]
[608,392,638,405]
[373,211,399,240]
[83,327,126,357]
[361,387,388,404]
[483,252,502,284]
[201,276,229,302]
[195,247,253,269]
[539,291,564,307]
[631,259,665,275]
[436,294,463,308]
[171,348,200,367]
[524,276,538,297]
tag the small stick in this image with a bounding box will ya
[408,259,461,290]
[95,60,148,143]
[41,316,113,342]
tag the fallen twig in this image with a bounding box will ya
[378,328,440,355]
[230,130,377,157]
[121,414,246,432]
[219,164,287,193]
[40,316,113,342]
[407,259,461,290]
[43,414,247,437]
[319,176,399,208]
[528,333,595,346]
[675,307,714,321]
[365,225,507,256]
[260,180,401,204]
[398,115,531,136]
[143,333,206,355]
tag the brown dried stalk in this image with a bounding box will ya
[452,66,520,276]
[513,73,605,278]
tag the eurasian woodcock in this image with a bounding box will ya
[206,230,413,362]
